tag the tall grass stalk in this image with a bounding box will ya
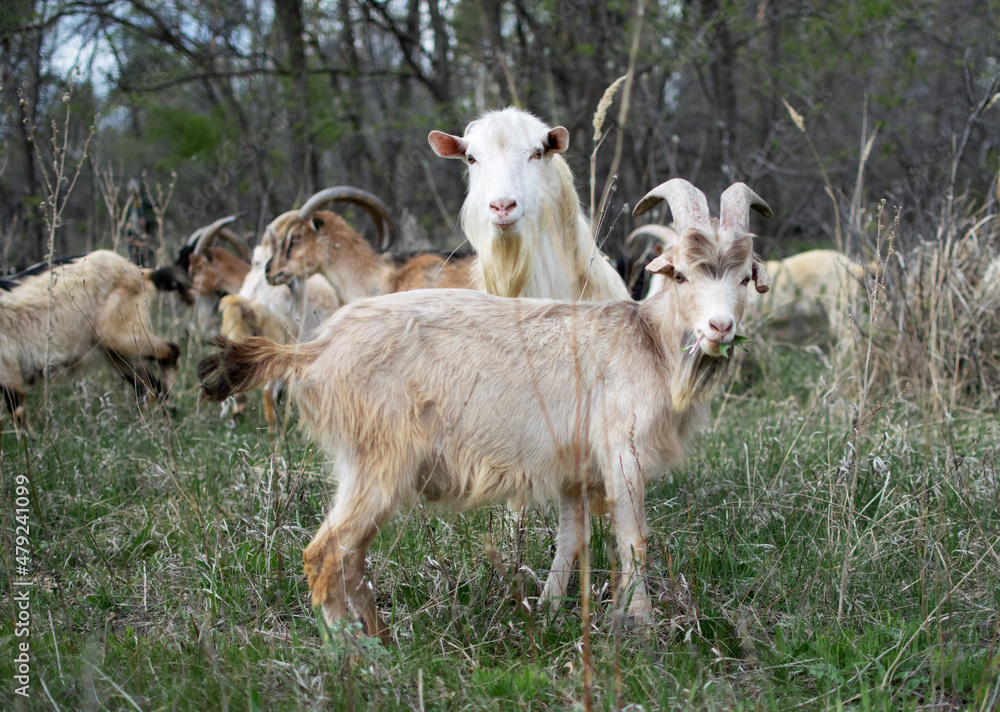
[591,0,644,241]
[27,72,95,435]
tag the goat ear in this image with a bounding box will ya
[752,253,770,293]
[645,250,674,276]
[544,127,569,154]
[428,131,467,159]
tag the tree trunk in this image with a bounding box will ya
[274,0,316,199]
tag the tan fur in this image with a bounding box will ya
[746,249,866,344]
[206,208,340,425]
[189,248,251,298]
[200,180,768,636]
[0,250,179,430]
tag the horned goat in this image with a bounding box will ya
[622,224,676,299]
[637,227,866,344]
[198,179,771,640]
[266,186,473,298]
[179,214,251,332]
[1,251,182,431]
[429,107,629,301]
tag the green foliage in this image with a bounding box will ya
[147,106,226,165]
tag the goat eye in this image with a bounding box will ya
[741,275,751,286]
[531,148,543,160]
[467,154,476,165]
[674,272,687,284]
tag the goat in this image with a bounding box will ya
[637,226,866,344]
[1,250,182,431]
[428,107,629,301]
[181,215,252,332]
[217,211,341,425]
[266,186,473,299]
[744,249,865,345]
[621,224,676,299]
[198,179,771,640]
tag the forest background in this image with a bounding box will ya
[3,3,1000,710]
[2,0,999,269]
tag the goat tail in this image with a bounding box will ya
[198,337,312,402]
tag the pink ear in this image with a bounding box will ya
[645,252,674,276]
[428,131,468,159]
[545,127,570,154]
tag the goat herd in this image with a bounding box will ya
[0,107,864,643]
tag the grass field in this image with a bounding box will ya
[1,281,999,710]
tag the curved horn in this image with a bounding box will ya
[297,186,396,251]
[632,179,712,235]
[626,224,678,249]
[261,210,300,253]
[214,227,252,261]
[193,214,243,256]
[719,182,772,235]
[184,226,207,249]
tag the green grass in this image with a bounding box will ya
[1,309,999,711]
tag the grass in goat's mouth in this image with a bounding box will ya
[682,333,751,358]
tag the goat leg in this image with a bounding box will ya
[540,489,587,615]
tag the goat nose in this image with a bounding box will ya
[708,317,734,339]
[490,199,517,220]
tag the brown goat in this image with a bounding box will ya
[179,215,252,333]
[265,187,473,299]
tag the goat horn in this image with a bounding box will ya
[297,186,396,251]
[261,210,300,253]
[193,214,244,256]
[214,227,252,261]
[632,179,712,235]
[719,183,772,235]
[626,224,678,249]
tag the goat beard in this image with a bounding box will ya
[671,330,729,412]
[477,231,532,298]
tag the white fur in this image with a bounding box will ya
[430,108,629,302]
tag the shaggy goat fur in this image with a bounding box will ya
[199,180,771,640]
[0,250,181,430]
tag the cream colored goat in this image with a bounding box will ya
[745,249,865,344]
[1,251,181,430]
[198,179,771,639]
[429,107,628,301]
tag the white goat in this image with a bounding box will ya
[198,179,771,639]
[0,250,182,431]
[429,107,629,301]
[638,230,867,344]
